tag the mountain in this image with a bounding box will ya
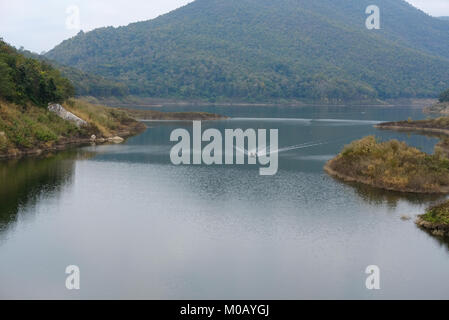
[439,17,449,21]
[46,0,449,102]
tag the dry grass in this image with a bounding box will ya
[64,99,139,137]
[0,100,80,152]
[326,136,449,193]
[0,98,144,157]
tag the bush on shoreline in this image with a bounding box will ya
[417,201,449,237]
[420,201,449,225]
[439,88,449,103]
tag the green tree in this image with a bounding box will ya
[0,61,15,100]
[439,89,449,103]
[0,39,74,106]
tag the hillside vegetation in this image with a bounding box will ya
[0,98,145,158]
[0,39,74,106]
[0,41,145,158]
[325,136,449,194]
[18,48,129,98]
[46,0,449,102]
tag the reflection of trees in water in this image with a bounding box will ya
[417,227,449,252]
[332,177,445,208]
[333,176,449,249]
[0,151,92,235]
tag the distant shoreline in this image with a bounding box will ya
[81,96,436,109]
[375,124,449,136]
[123,108,228,121]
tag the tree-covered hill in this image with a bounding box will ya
[18,48,129,98]
[58,65,129,97]
[0,39,74,107]
[46,0,449,102]
[0,40,145,157]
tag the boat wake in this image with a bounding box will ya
[235,139,331,157]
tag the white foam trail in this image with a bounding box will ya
[235,139,331,157]
[231,117,312,122]
[235,146,249,156]
[269,141,329,155]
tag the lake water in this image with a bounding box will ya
[1,105,449,299]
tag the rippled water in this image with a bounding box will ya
[1,105,448,299]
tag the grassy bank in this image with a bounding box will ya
[417,201,449,237]
[63,99,146,137]
[0,98,145,159]
[325,136,449,194]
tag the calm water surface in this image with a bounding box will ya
[1,105,448,299]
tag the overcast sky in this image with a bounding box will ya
[0,0,448,53]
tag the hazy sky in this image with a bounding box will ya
[1,0,448,53]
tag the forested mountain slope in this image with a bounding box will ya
[46,0,449,102]
[18,48,128,97]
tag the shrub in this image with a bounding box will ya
[421,201,449,224]
[0,132,8,151]
[439,88,449,103]
[33,124,58,142]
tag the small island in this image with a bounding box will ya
[325,91,449,237]
[417,201,449,237]
[324,136,449,194]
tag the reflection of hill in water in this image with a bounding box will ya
[0,151,92,235]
